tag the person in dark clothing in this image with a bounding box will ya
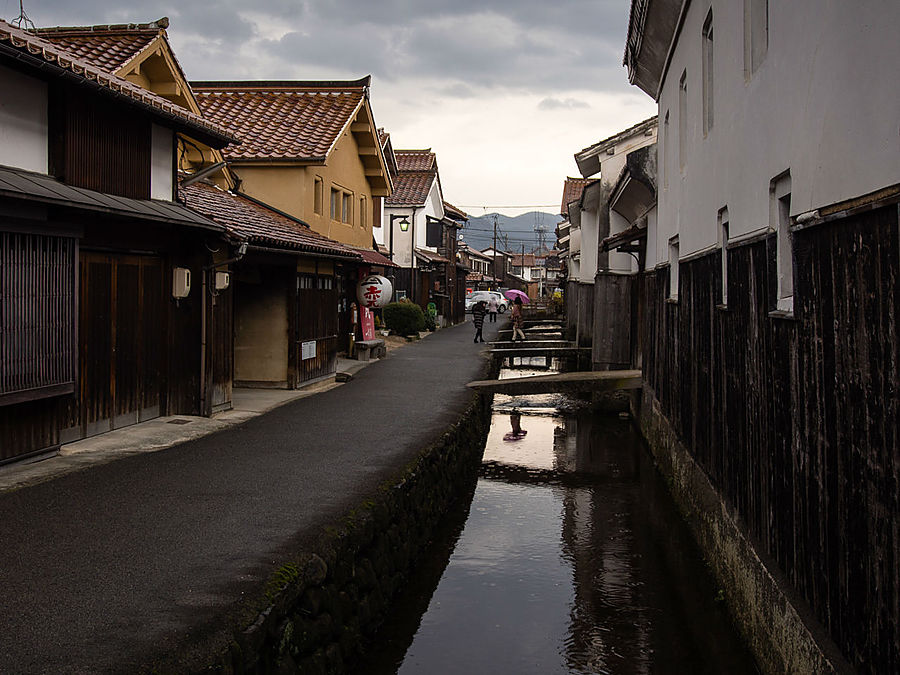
[472,300,487,343]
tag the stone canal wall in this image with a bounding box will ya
[209,390,494,674]
[635,387,853,675]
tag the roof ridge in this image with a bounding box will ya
[31,17,168,36]
[191,77,371,91]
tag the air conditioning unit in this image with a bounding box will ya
[172,267,191,298]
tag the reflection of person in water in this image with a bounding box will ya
[503,411,528,441]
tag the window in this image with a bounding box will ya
[330,188,340,220]
[718,207,729,305]
[1,232,76,405]
[314,176,323,215]
[702,10,714,135]
[318,275,333,290]
[359,196,367,228]
[342,192,352,224]
[668,235,680,300]
[678,70,687,170]
[745,0,768,76]
[770,172,793,312]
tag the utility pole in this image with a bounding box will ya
[492,214,498,289]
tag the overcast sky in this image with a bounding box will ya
[7,0,655,217]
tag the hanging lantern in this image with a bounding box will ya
[357,274,393,308]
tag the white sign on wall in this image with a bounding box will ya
[301,340,317,360]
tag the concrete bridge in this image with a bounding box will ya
[467,369,642,396]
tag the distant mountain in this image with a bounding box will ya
[459,211,560,254]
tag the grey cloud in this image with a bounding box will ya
[538,97,589,110]
[25,0,635,94]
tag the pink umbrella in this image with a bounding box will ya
[504,289,530,304]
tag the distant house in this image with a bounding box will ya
[0,19,236,462]
[623,0,900,672]
[460,245,496,291]
[381,149,465,325]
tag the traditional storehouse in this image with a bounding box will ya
[0,20,238,462]
[191,78,393,351]
[624,1,900,672]
[557,177,590,340]
[567,118,658,350]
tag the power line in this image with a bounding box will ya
[456,204,559,209]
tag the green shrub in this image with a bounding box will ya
[423,311,436,332]
[383,301,425,336]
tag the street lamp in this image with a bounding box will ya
[389,213,413,301]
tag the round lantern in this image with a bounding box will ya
[357,274,393,308]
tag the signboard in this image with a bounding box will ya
[357,275,393,308]
[360,306,375,341]
[301,340,316,360]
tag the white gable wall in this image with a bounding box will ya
[150,124,174,201]
[0,65,48,174]
[655,0,900,265]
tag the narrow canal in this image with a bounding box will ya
[360,360,757,674]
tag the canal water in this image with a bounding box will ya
[360,362,757,674]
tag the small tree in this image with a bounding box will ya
[383,301,425,336]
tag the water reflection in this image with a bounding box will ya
[358,372,757,674]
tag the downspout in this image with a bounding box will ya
[200,240,248,416]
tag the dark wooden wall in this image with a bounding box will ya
[52,85,151,200]
[592,272,634,370]
[641,203,899,673]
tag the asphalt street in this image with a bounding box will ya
[0,317,500,673]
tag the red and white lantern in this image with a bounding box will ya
[357,274,393,308]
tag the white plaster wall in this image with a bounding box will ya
[654,0,900,265]
[0,65,48,174]
[150,124,174,201]
[608,209,637,273]
[579,207,598,283]
[416,182,444,251]
[383,207,415,267]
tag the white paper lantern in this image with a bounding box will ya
[357,275,393,308]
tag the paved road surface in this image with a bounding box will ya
[0,318,499,673]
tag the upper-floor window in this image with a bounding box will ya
[718,206,729,305]
[668,235,680,300]
[745,0,768,77]
[702,10,714,136]
[330,187,340,220]
[314,176,324,215]
[342,192,352,224]
[663,110,670,190]
[770,171,793,313]
[678,71,687,170]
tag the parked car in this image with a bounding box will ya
[466,291,508,313]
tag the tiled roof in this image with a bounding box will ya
[191,80,369,161]
[415,248,450,264]
[387,149,440,207]
[387,170,434,206]
[0,164,223,232]
[443,200,468,221]
[181,181,361,259]
[33,19,162,73]
[561,177,591,215]
[396,150,435,172]
[349,246,398,268]
[0,19,236,146]
[576,116,658,159]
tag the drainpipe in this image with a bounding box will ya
[200,240,248,416]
